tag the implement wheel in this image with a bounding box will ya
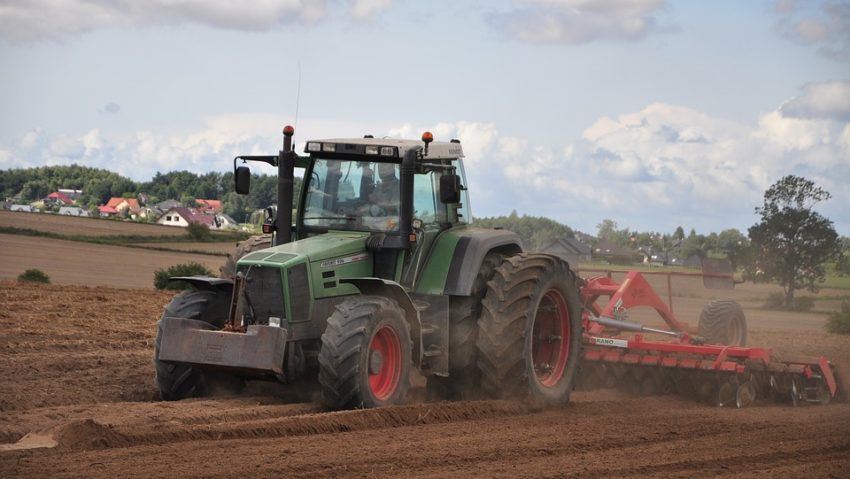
[426,253,503,400]
[154,289,244,400]
[476,254,582,404]
[698,300,747,346]
[219,234,272,279]
[318,296,412,410]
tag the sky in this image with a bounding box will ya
[1,0,849,236]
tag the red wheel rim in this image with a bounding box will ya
[532,289,571,388]
[368,325,402,400]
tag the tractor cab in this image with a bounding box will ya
[294,135,470,285]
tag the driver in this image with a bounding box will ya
[368,162,400,216]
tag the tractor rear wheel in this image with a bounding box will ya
[318,296,412,410]
[476,253,582,405]
[698,300,747,346]
[426,253,502,400]
[219,234,272,279]
[153,289,244,400]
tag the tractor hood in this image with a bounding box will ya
[237,231,371,268]
[236,230,373,301]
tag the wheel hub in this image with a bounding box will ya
[531,289,571,388]
[369,350,383,375]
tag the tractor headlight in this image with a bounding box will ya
[269,317,282,328]
[322,143,336,152]
[365,145,379,155]
[306,142,321,152]
[380,147,394,156]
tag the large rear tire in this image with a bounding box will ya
[476,253,582,405]
[698,300,747,346]
[318,296,412,410]
[426,253,502,400]
[153,289,244,400]
[219,234,272,279]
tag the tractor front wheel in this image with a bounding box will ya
[153,289,245,400]
[476,253,583,405]
[318,296,412,410]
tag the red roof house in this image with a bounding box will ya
[46,192,74,205]
[105,197,141,213]
[195,199,222,214]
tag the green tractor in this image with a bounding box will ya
[154,127,583,409]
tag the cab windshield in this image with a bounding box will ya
[303,159,401,232]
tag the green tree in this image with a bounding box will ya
[715,228,749,268]
[748,175,841,308]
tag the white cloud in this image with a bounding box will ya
[3,93,848,235]
[349,0,394,19]
[0,0,394,42]
[779,80,850,121]
[774,1,850,62]
[486,0,673,44]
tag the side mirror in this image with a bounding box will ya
[439,174,462,204]
[235,166,251,195]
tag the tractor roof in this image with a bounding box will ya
[305,137,464,161]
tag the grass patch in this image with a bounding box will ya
[820,275,850,290]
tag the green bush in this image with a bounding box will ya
[764,292,815,311]
[153,262,213,290]
[187,222,211,241]
[826,302,850,335]
[17,268,50,284]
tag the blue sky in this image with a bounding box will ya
[1,0,848,236]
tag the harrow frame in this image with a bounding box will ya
[575,269,837,407]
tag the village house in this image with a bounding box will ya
[58,206,90,217]
[195,199,222,215]
[542,238,592,266]
[157,207,216,229]
[104,197,141,215]
[45,191,74,207]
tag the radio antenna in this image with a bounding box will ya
[294,61,302,131]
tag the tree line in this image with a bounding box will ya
[0,165,301,222]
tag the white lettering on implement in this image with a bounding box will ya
[594,337,629,348]
[320,253,369,269]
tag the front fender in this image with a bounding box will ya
[168,276,234,294]
[341,277,423,367]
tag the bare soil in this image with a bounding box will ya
[1,279,849,478]
[1,214,849,477]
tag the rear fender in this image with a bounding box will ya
[341,278,423,367]
[442,230,523,296]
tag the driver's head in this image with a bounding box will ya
[378,162,396,181]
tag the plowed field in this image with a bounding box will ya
[2,280,849,478]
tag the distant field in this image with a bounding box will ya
[0,210,189,237]
[0,234,225,289]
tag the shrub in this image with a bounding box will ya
[17,268,50,284]
[763,292,815,311]
[154,261,212,290]
[826,302,850,335]
[187,222,211,241]
[793,296,815,312]
[764,292,785,309]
